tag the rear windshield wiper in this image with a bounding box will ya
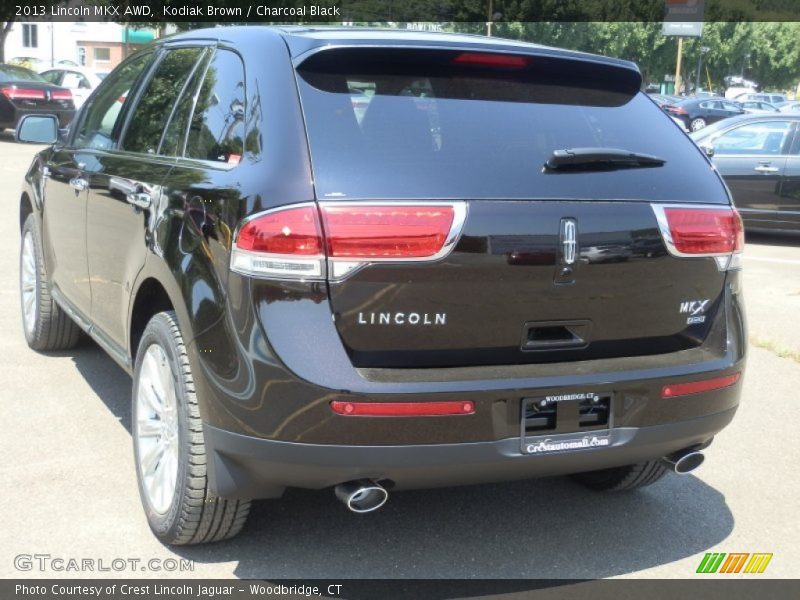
[544,147,666,171]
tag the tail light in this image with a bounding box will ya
[231,202,466,280]
[662,373,740,398]
[452,52,530,69]
[1,87,46,101]
[652,204,744,271]
[231,204,324,279]
[667,106,688,115]
[50,89,73,101]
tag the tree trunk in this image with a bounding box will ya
[0,21,14,64]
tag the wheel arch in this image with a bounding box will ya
[128,260,194,365]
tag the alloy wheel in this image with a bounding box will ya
[135,343,180,515]
[20,231,37,337]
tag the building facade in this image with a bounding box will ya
[4,21,157,71]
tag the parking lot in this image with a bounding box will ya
[0,135,798,579]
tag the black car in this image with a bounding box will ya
[647,93,681,109]
[690,113,800,232]
[17,27,745,545]
[0,64,75,131]
[665,97,745,131]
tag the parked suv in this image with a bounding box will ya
[17,27,746,545]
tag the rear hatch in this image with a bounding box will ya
[292,46,736,368]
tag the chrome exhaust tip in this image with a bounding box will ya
[334,480,388,513]
[662,450,705,474]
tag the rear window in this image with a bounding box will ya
[296,48,728,203]
[0,65,46,83]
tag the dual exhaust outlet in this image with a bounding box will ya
[334,479,389,514]
[333,449,705,513]
[661,448,705,474]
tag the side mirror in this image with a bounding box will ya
[16,114,59,144]
[699,143,715,158]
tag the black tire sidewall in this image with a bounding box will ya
[132,313,192,541]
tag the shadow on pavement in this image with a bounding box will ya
[63,343,733,580]
[62,339,133,435]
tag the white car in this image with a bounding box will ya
[37,66,104,108]
[739,101,780,114]
[776,101,800,113]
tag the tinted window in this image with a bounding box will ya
[40,70,62,85]
[159,49,211,157]
[713,121,793,155]
[699,101,714,109]
[184,49,245,164]
[0,65,46,83]
[122,48,204,155]
[791,129,800,155]
[74,52,153,151]
[296,48,728,202]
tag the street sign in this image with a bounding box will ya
[662,22,704,37]
[663,0,705,37]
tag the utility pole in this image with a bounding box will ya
[695,46,710,94]
[675,37,684,95]
[740,53,750,77]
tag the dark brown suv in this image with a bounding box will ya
[18,26,745,545]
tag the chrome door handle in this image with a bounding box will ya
[754,165,779,173]
[69,177,88,191]
[126,192,152,209]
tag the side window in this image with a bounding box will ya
[713,122,793,155]
[184,49,245,164]
[74,52,153,151]
[699,101,713,109]
[159,50,210,157]
[40,70,62,85]
[121,47,205,155]
[61,72,88,89]
[790,127,800,155]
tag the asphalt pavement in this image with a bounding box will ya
[0,135,798,579]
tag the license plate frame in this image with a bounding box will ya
[520,393,614,455]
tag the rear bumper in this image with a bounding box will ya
[205,406,737,499]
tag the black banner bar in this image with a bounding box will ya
[3,580,800,600]
[5,0,800,23]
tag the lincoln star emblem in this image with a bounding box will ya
[562,218,577,265]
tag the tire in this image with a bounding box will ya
[132,311,250,545]
[690,118,707,131]
[20,214,82,351]
[571,460,668,492]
